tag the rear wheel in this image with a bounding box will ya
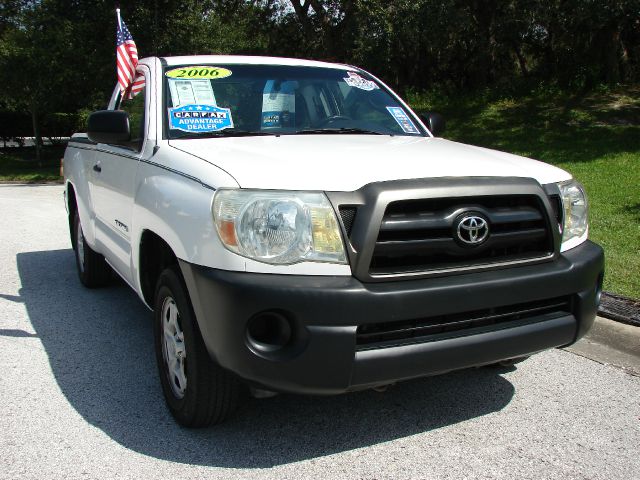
[73,209,110,288]
[153,266,241,427]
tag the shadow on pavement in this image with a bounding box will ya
[17,249,515,468]
[0,328,38,337]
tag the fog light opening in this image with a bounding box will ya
[246,311,293,353]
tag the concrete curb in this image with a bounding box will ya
[565,316,640,376]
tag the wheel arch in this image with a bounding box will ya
[138,229,180,307]
[66,181,78,249]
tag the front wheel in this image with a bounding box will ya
[153,266,241,427]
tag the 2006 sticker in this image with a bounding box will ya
[169,104,234,132]
[165,66,232,79]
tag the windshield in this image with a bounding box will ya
[163,64,426,139]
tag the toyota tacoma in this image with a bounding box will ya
[63,56,604,427]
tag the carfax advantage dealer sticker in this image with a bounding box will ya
[168,104,234,133]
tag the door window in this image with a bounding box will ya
[116,75,146,151]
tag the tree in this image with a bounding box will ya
[283,0,357,60]
[0,1,115,161]
[1,0,639,157]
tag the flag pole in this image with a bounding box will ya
[116,5,123,96]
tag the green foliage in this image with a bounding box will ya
[1,0,638,127]
[124,0,277,56]
[0,145,64,182]
[0,1,113,113]
[0,0,279,139]
[271,1,639,93]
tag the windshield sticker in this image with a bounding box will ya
[168,104,233,133]
[165,66,232,79]
[261,80,296,129]
[344,72,378,91]
[168,79,216,107]
[386,106,420,134]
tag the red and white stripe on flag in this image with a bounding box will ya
[128,74,146,99]
[117,40,138,93]
[116,12,144,98]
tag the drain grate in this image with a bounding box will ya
[598,292,640,327]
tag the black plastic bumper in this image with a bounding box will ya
[179,241,604,395]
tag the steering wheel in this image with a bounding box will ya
[317,115,352,127]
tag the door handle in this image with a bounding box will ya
[93,163,102,173]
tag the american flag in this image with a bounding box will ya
[116,10,144,98]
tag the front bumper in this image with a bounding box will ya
[180,241,604,395]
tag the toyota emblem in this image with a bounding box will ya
[456,214,489,245]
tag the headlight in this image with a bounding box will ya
[213,189,347,265]
[558,180,588,251]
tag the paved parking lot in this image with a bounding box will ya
[1,184,639,480]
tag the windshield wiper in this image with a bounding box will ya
[172,127,386,139]
[294,128,384,135]
[172,130,278,140]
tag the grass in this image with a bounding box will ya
[0,145,65,182]
[410,84,640,299]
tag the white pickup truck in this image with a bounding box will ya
[64,55,604,427]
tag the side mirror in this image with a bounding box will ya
[87,110,131,145]
[419,112,446,137]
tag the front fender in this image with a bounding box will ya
[130,162,247,297]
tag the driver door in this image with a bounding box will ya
[90,71,149,284]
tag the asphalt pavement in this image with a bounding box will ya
[1,184,639,480]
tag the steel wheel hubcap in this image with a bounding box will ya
[161,296,187,399]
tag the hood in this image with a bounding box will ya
[169,135,571,191]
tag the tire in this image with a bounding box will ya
[153,266,241,427]
[73,209,111,288]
